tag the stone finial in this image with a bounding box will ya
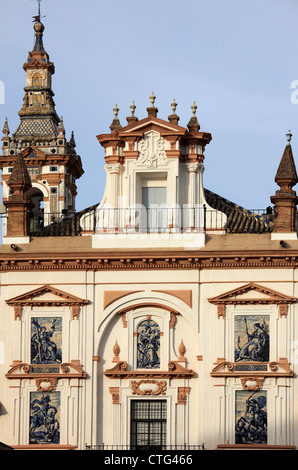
[110,104,122,131]
[171,99,177,115]
[168,99,180,125]
[191,101,198,116]
[69,131,76,148]
[150,92,156,107]
[187,101,200,132]
[126,101,138,124]
[113,104,119,119]
[286,130,292,145]
[57,116,65,136]
[147,92,158,117]
[130,101,136,116]
[112,340,120,363]
[2,117,10,136]
[178,339,186,362]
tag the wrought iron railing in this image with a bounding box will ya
[85,444,204,451]
[27,205,274,237]
[94,206,209,234]
[28,205,98,237]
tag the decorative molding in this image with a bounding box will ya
[12,444,78,450]
[112,340,120,363]
[6,285,89,320]
[103,290,144,310]
[35,377,57,391]
[208,282,296,319]
[131,380,166,396]
[169,311,177,329]
[5,360,87,384]
[121,313,128,328]
[109,387,120,404]
[210,358,293,380]
[137,131,167,168]
[178,339,186,362]
[177,387,190,405]
[104,163,121,174]
[116,302,180,316]
[240,377,264,391]
[152,289,192,308]
[104,361,194,380]
[3,251,298,272]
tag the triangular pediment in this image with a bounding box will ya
[6,285,89,306]
[22,146,47,160]
[208,282,296,305]
[119,116,187,136]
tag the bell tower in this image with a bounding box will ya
[0,11,84,236]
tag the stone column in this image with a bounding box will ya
[104,163,121,231]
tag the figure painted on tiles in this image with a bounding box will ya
[29,392,60,444]
[31,317,62,364]
[235,390,267,444]
[234,315,269,362]
[137,320,160,369]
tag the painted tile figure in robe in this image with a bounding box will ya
[137,320,160,369]
[234,315,269,363]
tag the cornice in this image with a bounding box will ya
[1,249,298,271]
[6,360,87,382]
[210,358,293,382]
[104,361,194,380]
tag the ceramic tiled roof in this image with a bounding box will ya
[30,205,99,237]
[204,189,274,233]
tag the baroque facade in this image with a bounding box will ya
[0,15,298,451]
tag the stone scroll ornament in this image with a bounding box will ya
[137,131,167,168]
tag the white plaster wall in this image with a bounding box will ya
[0,266,297,449]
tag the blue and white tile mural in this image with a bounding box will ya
[31,317,62,364]
[234,315,269,363]
[29,392,60,444]
[235,390,267,444]
[137,319,160,369]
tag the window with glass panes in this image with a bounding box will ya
[130,400,166,450]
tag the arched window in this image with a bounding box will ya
[137,319,160,369]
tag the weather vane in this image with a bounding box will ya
[32,0,45,22]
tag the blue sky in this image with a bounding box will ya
[1,0,298,211]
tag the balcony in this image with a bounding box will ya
[26,204,274,240]
[94,205,220,234]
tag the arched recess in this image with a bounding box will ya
[96,291,199,368]
[94,293,199,447]
[26,183,49,232]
